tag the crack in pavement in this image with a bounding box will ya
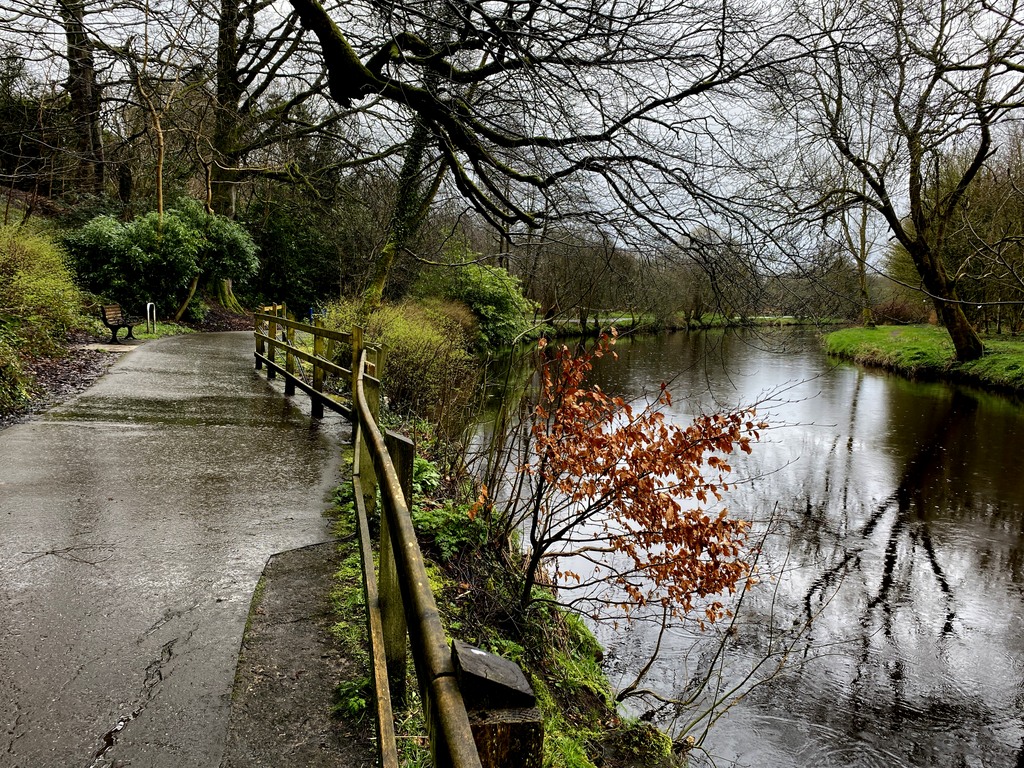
[138,600,203,643]
[19,544,117,567]
[88,637,179,768]
[5,707,25,757]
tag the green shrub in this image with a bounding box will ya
[63,201,257,317]
[0,331,30,411]
[415,260,533,350]
[0,225,81,355]
[172,198,258,281]
[0,226,83,412]
[412,498,488,562]
[323,298,479,427]
[240,200,341,314]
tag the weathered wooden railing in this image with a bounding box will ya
[253,306,542,768]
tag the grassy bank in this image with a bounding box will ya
[824,325,1024,394]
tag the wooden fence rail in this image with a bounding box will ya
[253,306,542,768]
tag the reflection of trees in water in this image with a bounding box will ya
[499,333,1024,766]
[790,385,1024,765]
[802,388,995,631]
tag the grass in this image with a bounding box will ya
[133,320,196,339]
[82,316,196,342]
[824,324,1024,393]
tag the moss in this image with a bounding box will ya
[244,575,266,635]
[532,675,602,768]
[602,719,673,765]
[325,476,369,663]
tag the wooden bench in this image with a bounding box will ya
[100,304,141,343]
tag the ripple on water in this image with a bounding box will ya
[690,710,914,768]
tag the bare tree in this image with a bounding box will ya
[287,0,811,300]
[768,0,1024,360]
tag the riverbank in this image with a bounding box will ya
[326,458,676,768]
[539,313,844,339]
[824,324,1024,395]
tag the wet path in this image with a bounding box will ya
[0,332,349,768]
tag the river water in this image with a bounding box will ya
[498,329,1024,768]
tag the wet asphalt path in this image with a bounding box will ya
[0,332,348,767]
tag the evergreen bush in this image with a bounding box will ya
[63,200,257,317]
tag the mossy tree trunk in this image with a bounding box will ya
[360,117,437,316]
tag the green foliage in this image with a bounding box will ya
[63,200,257,316]
[331,677,371,720]
[172,198,258,280]
[415,260,533,350]
[412,455,442,496]
[323,298,479,431]
[240,199,341,314]
[127,210,204,308]
[0,331,30,411]
[0,225,81,355]
[411,499,488,562]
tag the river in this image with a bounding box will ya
[493,329,1024,768]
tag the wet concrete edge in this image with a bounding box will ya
[220,541,376,768]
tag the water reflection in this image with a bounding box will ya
[513,329,1024,768]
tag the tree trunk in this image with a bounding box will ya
[216,278,246,314]
[360,118,434,314]
[910,243,983,361]
[936,300,984,361]
[211,0,243,219]
[857,261,874,328]
[59,0,104,195]
[173,275,201,322]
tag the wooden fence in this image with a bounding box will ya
[253,306,542,768]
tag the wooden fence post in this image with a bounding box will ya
[255,310,265,370]
[382,430,412,706]
[311,318,325,419]
[266,305,278,379]
[452,641,544,768]
[284,323,296,396]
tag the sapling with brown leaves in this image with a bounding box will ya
[473,332,766,627]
